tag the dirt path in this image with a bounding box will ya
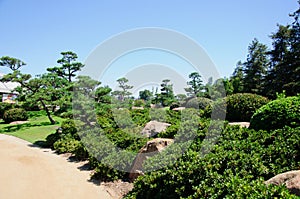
[0,134,112,199]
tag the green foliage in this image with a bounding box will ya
[20,101,40,111]
[47,51,84,82]
[61,119,77,135]
[226,93,269,122]
[242,38,269,95]
[111,77,133,100]
[3,108,28,123]
[133,99,145,107]
[0,56,26,71]
[156,79,175,106]
[125,125,300,198]
[185,72,204,97]
[250,95,300,130]
[139,89,152,101]
[53,134,82,154]
[0,102,15,118]
[185,97,212,110]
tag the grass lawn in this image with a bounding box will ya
[0,113,64,144]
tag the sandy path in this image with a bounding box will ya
[0,134,112,199]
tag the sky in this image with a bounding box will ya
[0,0,298,92]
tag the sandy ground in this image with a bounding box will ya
[0,134,112,199]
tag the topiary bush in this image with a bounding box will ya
[3,108,28,123]
[250,95,300,131]
[226,93,269,122]
[185,97,212,110]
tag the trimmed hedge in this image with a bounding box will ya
[250,95,300,131]
[203,93,269,122]
[226,93,269,122]
[3,108,28,123]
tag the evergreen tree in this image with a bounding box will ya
[184,72,204,97]
[242,39,269,95]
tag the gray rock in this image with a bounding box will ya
[265,170,300,196]
[141,120,171,137]
[129,138,174,181]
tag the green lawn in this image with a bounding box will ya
[0,114,64,144]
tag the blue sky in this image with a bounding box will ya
[0,0,298,89]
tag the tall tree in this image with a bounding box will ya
[265,2,300,97]
[139,89,152,101]
[242,38,269,95]
[160,79,175,106]
[47,51,84,82]
[230,61,244,93]
[0,56,26,71]
[111,77,133,101]
[184,72,205,97]
[1,71,68,124]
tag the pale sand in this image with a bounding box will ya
[0,134,113,199]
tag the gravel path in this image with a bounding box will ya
[0,134,112,199]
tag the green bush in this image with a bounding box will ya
[185,97,212,110]
[53,134,81,154]
[3,108,28,123]
[226,93,269,122]
[125,126,300,198]
[250,95,300,131]
[0,102,15,118]
[61,119,78,135]
[44,132,61,149]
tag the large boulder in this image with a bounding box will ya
[129,138,174,181]
[265,170,300,196]
[141,121,171,137]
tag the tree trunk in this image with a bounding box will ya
[40,100,56,124]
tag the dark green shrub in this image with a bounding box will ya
[226,93,269,122]
[61,119,77,135]
[125,126,300,198]
[185,97,212,110]
[0,102,15,118]
[250,95,300,131]
[44,132,61,149]
[3,108,28,123]
[53,134,81,154]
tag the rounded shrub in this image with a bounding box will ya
[226,93,269,122]
[250,95,300,131]
[0,102,15,118]
[185,97,212,110]
[61,119,77,135]
[3,108,28,123]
